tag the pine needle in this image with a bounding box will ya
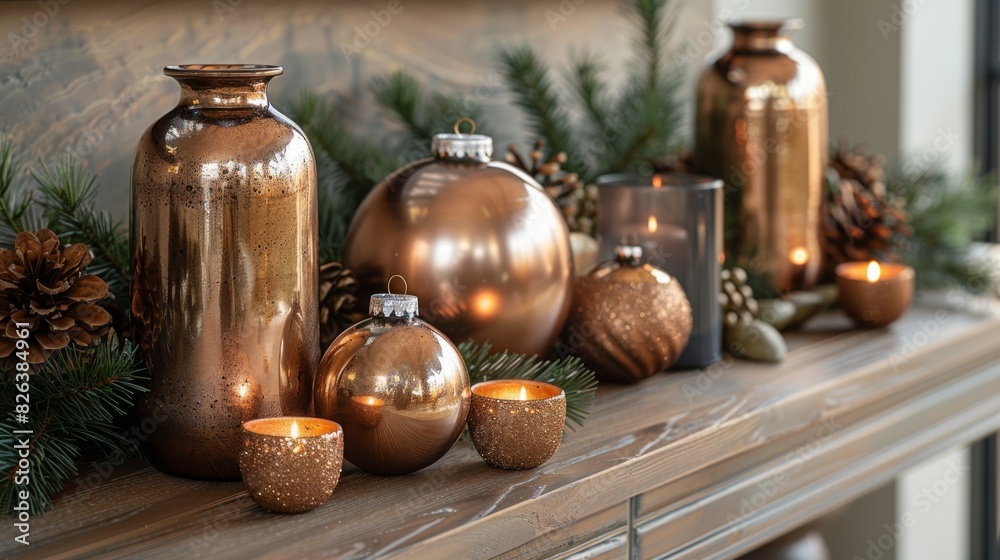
[497,0,683,181]
[32,158,131,305]
[288,92,399,261]
[0,137,39,247]
[1,342,147,514]
[459,341,598,431]
[887,163,998,292]
[498,45,580,160]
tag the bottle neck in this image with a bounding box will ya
[730,25,793,52]
[175,78,271,109]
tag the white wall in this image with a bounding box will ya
[708,1,976,559]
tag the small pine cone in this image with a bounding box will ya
[507,139,598,238]
[0,229,112,364]
[318,262,364,348]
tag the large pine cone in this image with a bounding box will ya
[506,140,598,237]
[823,142,911,266]
[0,229,112,364]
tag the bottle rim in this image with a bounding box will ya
[164,64,283,79]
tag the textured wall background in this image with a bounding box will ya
[0,0,720,218]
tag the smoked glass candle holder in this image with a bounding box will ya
[597,173,724,369]
[467,380,566,470]
[240,417,343,513]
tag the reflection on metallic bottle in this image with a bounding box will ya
[695,21,828,292]
[130,65,319,479]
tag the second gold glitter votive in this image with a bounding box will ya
[467,380,566,470]
[240,417,343,514]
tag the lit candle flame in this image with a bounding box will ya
[652,175,662,188]
[867,260,881,283]
[238,384,248,398]
[366,396,377,406]
[290,420,299,438]
[519,385,527,401]
[789,246,809,266]
[647,215,658,233]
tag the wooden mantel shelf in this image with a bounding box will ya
[6,297,1000,560]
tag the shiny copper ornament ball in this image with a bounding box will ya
[239,417,343,514]
[314,294,470,475]
[342,128,573,356]
[468,380,566,470]
[565,246,693,383]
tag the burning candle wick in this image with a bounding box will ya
[647,215,658,233]
[519,385,527,401]
[290,420,300,439]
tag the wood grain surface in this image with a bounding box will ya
[2,296,999,559]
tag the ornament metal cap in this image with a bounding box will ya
[615,245,644,266]
[369,294,419,319]
[432,118,493,162]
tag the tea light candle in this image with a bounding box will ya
[467,380,566,470]
[240,417,344,513]
[349,395,385,429]
[835,260,915,327]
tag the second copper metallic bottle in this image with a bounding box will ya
[695,22,828,292]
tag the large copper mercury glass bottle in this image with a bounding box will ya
[130,64,319,479]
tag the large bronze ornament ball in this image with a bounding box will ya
[564,246,693,383]
[314,294,470,475]
[343,129,573,356]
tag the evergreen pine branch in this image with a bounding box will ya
[628,0,670,91]
[1,342,147,514]
[459,341,598,430]
[0,138,39,247]
[609,0,682,172]
[0,413,81,514]
[35,342,148,425]
[371,70,486,154]
[289,92,398,261]
[570,53,612,137]
[887,163,998,292]
[371,71,435,141]
[498,45,579,158]
[31,159,131,305]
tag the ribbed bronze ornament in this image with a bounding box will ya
[565,246,692,383]
[131,64,319,479]
[695,21,828,292]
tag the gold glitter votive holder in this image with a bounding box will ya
[240,417,344,513]
[468,380,566,470]
[835,261,915,328]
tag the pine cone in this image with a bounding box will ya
[0,229,112,364]
[506,139,598,237]
[823,142,911,266]
[318,261,364,348]
[719,267,758,328]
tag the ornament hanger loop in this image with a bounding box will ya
[453,117,476,135]
[387,274,408,295]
